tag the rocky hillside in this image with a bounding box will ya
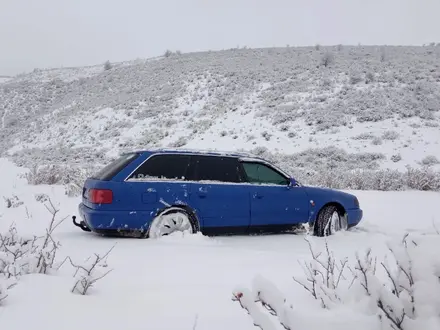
[1,45,440,191]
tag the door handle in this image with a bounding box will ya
[253,193,263,199]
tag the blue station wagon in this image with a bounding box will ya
[73,149,363,238]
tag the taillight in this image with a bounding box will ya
[89,189,113,204]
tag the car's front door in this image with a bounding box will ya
[240,161,309,226]
[188,155,250,229]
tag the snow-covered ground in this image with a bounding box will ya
[1,157,439,330]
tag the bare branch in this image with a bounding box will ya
[257,294,290,330]
[232,291,274,330]
[377,299,405,330]
[69,245,116,295]
[335,258,348,287]
[192,314,199,330]
[381,261,399,297]
[433,220,440,235]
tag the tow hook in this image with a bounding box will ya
[72,215,92,232]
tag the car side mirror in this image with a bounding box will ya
[288,178,298,187]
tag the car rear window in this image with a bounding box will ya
[90,153,140,181]
[128,154,191,180]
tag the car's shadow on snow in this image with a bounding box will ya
[60,227,368,242]
[59,225,310,242]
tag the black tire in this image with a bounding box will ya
[146,207,199,238]
[313,205,345,237]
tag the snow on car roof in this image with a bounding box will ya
[131,147,264,159]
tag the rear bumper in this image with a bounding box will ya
[346,208,363,228]
[78,203,151,235]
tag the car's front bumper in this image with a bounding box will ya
[346,208,363,228]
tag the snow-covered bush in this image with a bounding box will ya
[372,136,383,145]
[353,132,375,140]
[65,245,115,295]
[424,121,439,127]
[380,47,387,62]
[233,233,440,330]
[291,239,349,309]
[25,165,60,185]
[24,164,93,196]
[406,166,440,191]
[382,130,400,141]
[294,167,440,191]
[0,199,64,278]
[64,182,82,197]
[321,52,334,67]
[187,119,213,133]
[0,281,7,304]
[391,154,402,163]
[0,198,114,301]
[168,136,188,147]
[34,193,49,203]
[0,225,34,278]
[365,72,375,83]
[3,195,23,209]
[421,155,439,166]
[349,71,363,85]
[0,275,14,305]
[104,60,112,71]
[244,147,440,191]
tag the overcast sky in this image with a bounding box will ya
[1,0,439,76]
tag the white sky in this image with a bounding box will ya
[1,0,439,76]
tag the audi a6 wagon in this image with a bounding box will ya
[73,149,363,238]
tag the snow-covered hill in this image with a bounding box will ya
[1,45,440,190]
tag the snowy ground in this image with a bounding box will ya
[1,157,439,330]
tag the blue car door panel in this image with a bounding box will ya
[250,185,309,225]
[190,183,250,228]
[188,155,250,228]
[240,161,309,226]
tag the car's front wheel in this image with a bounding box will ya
[147,207,198,239]
[313,205,347,237]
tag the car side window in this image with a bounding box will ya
[241,162,289,185]
[192,155,242,183]
[129,154,191,180]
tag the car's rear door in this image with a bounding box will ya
[188,155,250,229]
[240,160,309,226]
[124,153,193,213]
[86,152,193,230]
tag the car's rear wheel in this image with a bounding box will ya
[147,207,198,239]
[313,205,347,237]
